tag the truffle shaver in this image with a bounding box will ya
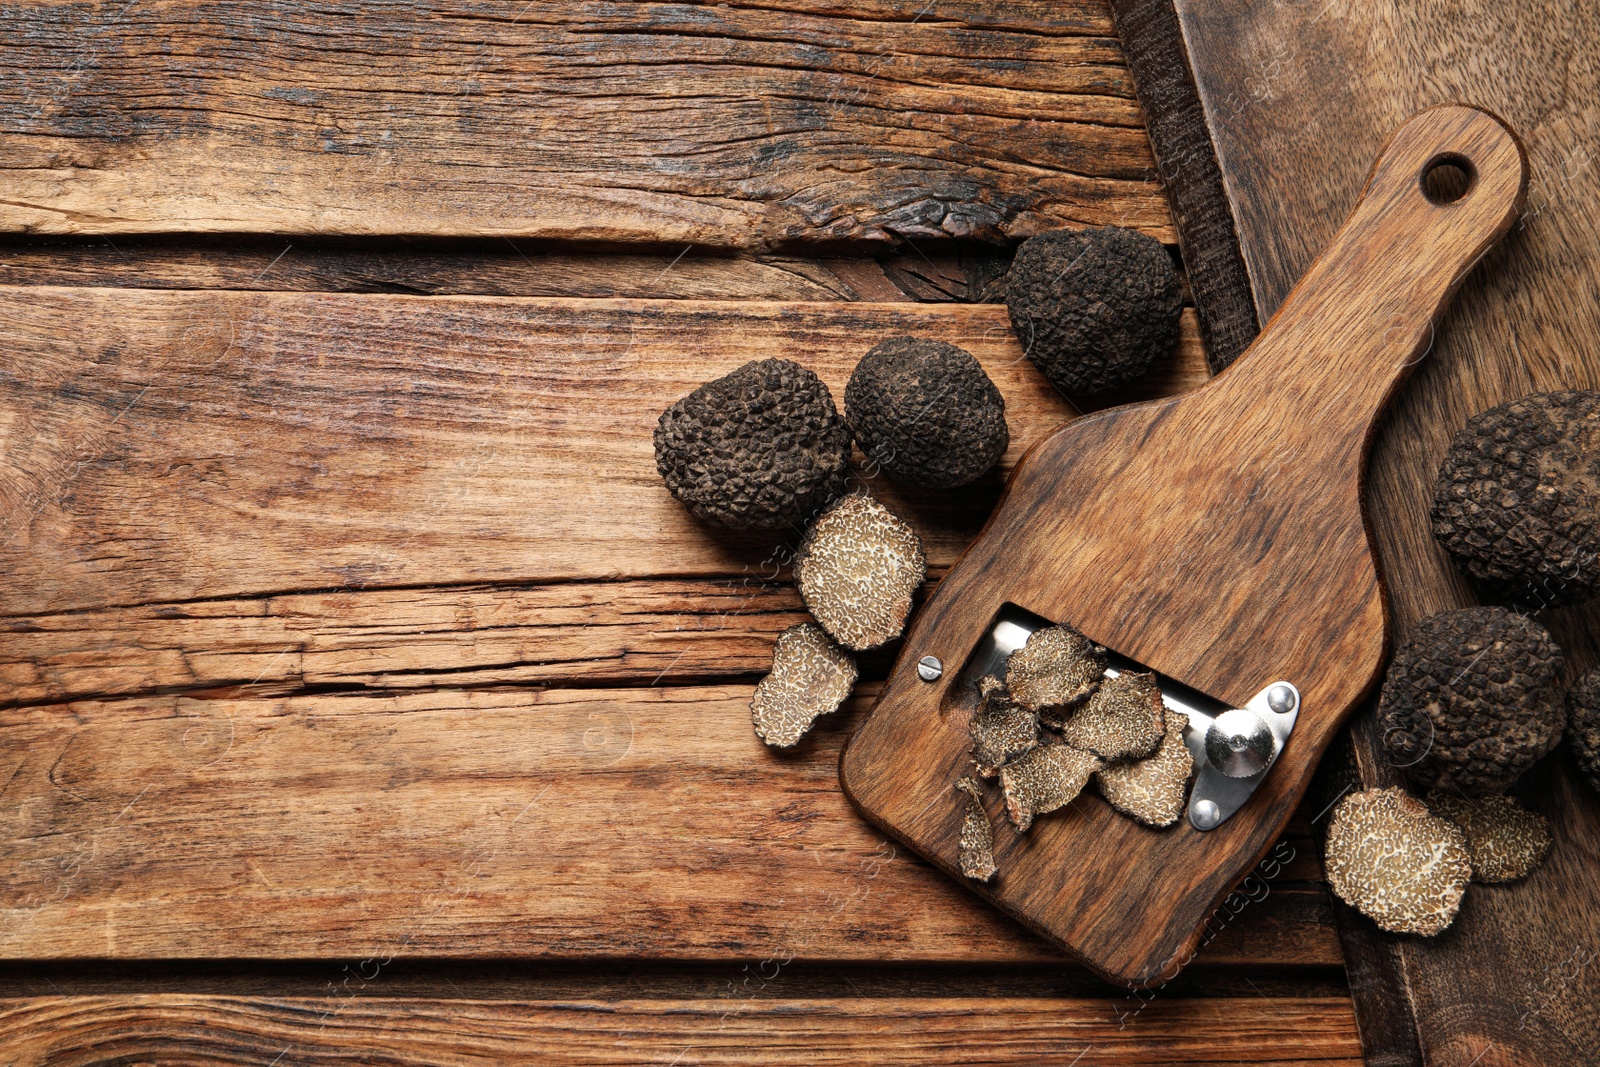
[839,105,1527,986]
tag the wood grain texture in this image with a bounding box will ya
[1108,0,1257,369]
[1124,2,1600,1061]
[0,995,1363,1066]
[0,682,1337,965]
[842,106,1526,986]
[0,240,1007,303]
[0,0,1171,244]
[0,290,1203,619]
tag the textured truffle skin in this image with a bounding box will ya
[844,336,1009,487]
[1062,670,1165,762]
[1324,788,1470,937]
[654,359,851,530]
[1005,625,1106,714]
[955,776,998,882]
[1095,715,1194,828]
[1377,607,1565,796]
[1430,390,1600,608]
[1568,666,1600,795]
[1005,226,1183,396]
[999,740,1102,832]
[969,677,1039,773]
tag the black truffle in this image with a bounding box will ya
[1377,607,1566,796]
[1430,390,1600,608]
[1567,666,1600,796]
[1005,226,1182,396]
[654,359,851,530]
[844,337,1009,488]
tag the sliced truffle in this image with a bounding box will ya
[1430,390,1600,608]
[969,677,1039,773]
[750,624,858,748]
[794,494,927,651]
[844,336,1009,488]
[1324,788,1471,937]
[955,776,998,882]
[999,740,1102,832]
[654,358,851,530]
[1095,714,1194,827]
[1376,607,1565,796]
[1568,666,1600,796]
[1061,670,1165,762]
[1005,226,1183,397]
[1005,625,1106,715]
[1428,793,1552,883]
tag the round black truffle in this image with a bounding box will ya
[1567,666,1600,796]
[1377,607,1566,796]
[1005,226,1183,396]
[654,358,850,530]
[1430,390,1600,608]
[844,337,1009,488]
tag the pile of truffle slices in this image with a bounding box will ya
[1325,389,1600,938]
[651,225,1183,767]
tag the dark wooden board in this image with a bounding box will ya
[842,106,1525,987]
[1113,2,1600,1062]
[0,0,1170,245]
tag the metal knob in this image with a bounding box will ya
[1205,708,1275,778]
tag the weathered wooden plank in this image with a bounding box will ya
[0,289,1204,620]
[0,0,1171,244]
[0,240,1014,303]
[0,995,1363,1066]
[1119,0,1600,1061]
[0,683,1338,965]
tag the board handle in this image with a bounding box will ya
[1220,104,1527,417]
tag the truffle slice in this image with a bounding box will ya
[1427,793,1552,883]
[750,624,858,748]
[845,336,1010,488]
[795,494,927,651]
[1061,670,1166,762]
[1324,788,1471,937]
[1376,607,1565,796]
[1430,390,1600,608]
[654,358,851,530]
[999,740,1102,832]
[1005,625,1106,715]
[1567,666,1600,796]
[969,677,1039,773]
[1095,714,1194,827]
[955,776,998,882]
[1005,226,1183,396]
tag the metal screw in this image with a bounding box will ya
[917,656,943,682]
[1191,798,1222,830]
[1267,684,1296,715]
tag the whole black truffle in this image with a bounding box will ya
[654,359,850,530]
[1005,226,1182,396]
[844,337,1009,488]
[1567,666,1600,796]
[1377,607,1566,796]
[1430,390,1600,608]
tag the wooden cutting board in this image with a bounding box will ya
[1112,1,1600,1062]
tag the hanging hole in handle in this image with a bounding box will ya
[1422,153,1476,204]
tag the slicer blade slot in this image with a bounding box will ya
[946,603,1299,830]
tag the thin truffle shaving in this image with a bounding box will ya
[1095,714,1194,827]
[969,677,1039,773]
[1005,625,1106,713]
[1061,670,1165,761]
[750,623,858,748]
[795,494,927,651]
[1428,793,1552,884]
[1325,788,1470,937]
[999,740,1102,831]
[955,776,998,882]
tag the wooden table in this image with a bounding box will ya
[0,3,1363,1062]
